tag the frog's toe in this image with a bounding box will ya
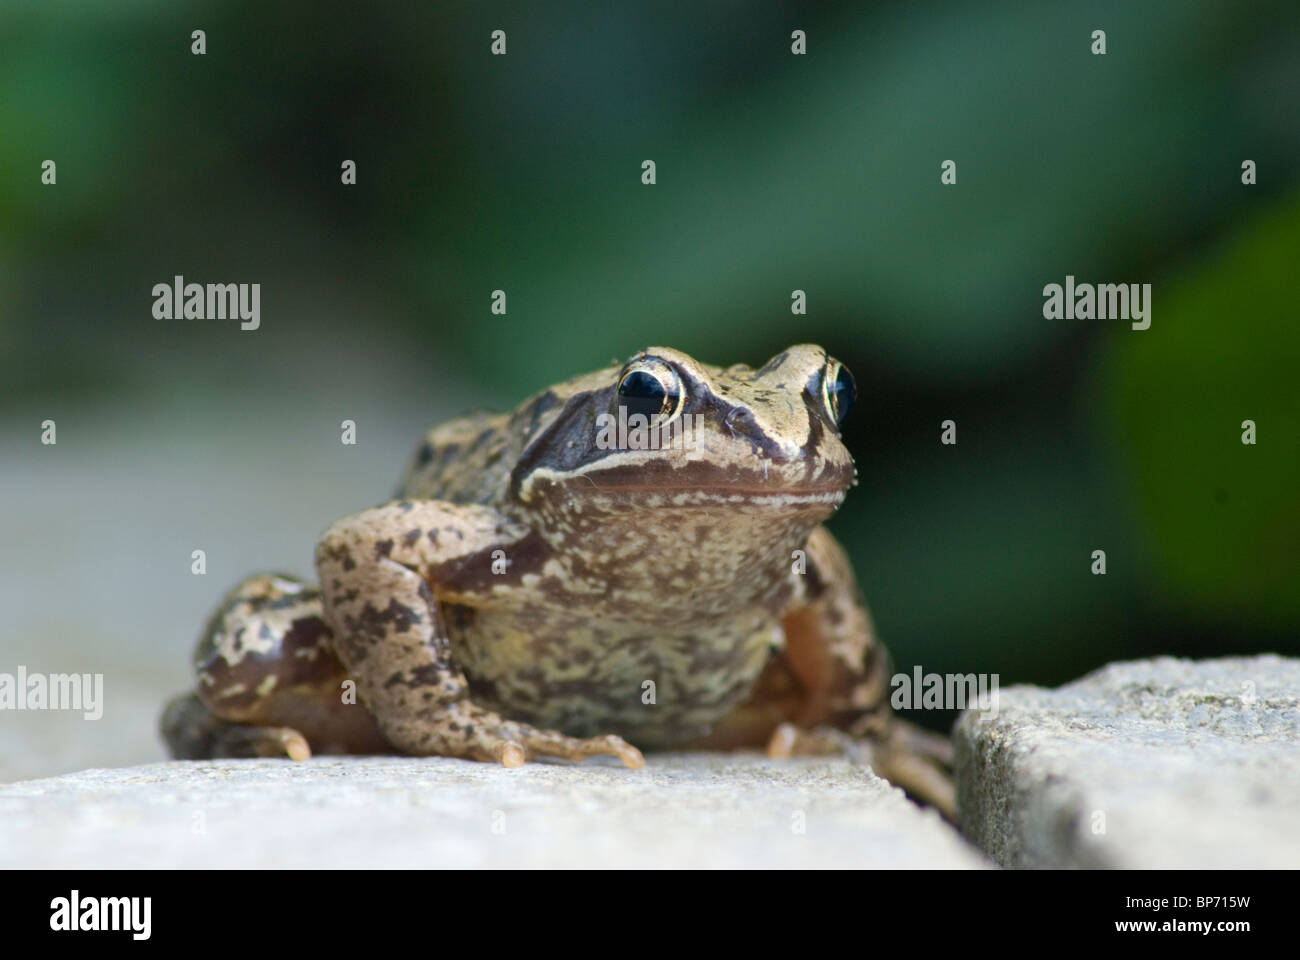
[491,740,528,767]
[588,734,645,769]
[275,728,312,762]
[502,727,645,769]
[766,722,797,759]
[766,722,861,760]
[540,732,645,769]
[214,724,313,761]
[612,737,646,769]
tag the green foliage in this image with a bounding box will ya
[1103,197,1300,625]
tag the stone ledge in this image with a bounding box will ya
[955,655,1300,868]
[0,752,988,869]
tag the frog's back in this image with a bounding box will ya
[396,366,613,506]
[397,409,514,505]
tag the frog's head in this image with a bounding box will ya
[510,345,857,531]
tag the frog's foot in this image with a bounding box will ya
[874,718,955,819]
[161,692,311,761]
[887,717,954,768]
[431,704,644,769]
[212,723,312,761]
[766,720,954,820]
[875,745,956,821]
[503,727,645,769]
[766,722,870,761]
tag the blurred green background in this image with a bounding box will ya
[1,0,1297,775]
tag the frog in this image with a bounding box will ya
[161,344,954,815]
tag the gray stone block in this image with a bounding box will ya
[955,655,1300,868]
[0,753,988,869]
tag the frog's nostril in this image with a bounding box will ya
[724,407,767,450]
[724,406,799,462]
[723,406,751,437]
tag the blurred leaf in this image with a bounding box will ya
[1102,195,1300,625]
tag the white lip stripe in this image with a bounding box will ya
[519,457,848,500]
[519,482,845,511]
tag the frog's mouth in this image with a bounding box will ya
[519,451,855,506]
[522,476,853,522]
[583,484,848,508]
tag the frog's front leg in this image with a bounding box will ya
[315,500,644,769]
[765,526,955,817]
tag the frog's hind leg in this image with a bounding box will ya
[161,691,312,760]
[160,573,389,760]
[695,526,956,819]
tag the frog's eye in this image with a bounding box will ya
[820,358,856,427]
[616,358,683,423]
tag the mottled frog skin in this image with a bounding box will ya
[162,345,953,814]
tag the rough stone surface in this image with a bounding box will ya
[0,753,988,869]
[956,655,1300,868]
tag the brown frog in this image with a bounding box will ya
[161,345,953,815]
